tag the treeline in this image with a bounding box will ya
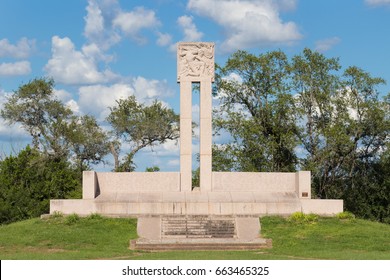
[213,48,390,223]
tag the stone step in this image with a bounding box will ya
[130,238,272,251]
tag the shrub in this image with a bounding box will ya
[0,146,81,225]
[336,211,355,220]
[65,214,80,225]
[87,213,103,220]
[288,212,319,224]
[51,211,64,219]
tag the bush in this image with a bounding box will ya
[87,213,103,220]
[51,211,64,219]
[288,212,319,224]
[336,211,355,220]
[0,146,81,225]
[65,214,80,225]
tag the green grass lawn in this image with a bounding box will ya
[0,214,389,260]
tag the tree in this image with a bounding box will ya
[290,49,343,198]
[0,146,81,225]
[67,115,110,172]
[1,78,72,159]
[213,50,299,172]
[1,78,110,169]
[107,96,180,171]
[290,48,341,164]
[214,48,390,223]
[336,69,390,219]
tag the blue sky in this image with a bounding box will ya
[1,0,390,171]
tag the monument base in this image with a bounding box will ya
[50,170,343,216]
[50,191,342,216]
[49,170,343,251]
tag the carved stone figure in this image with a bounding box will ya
[177,42,214,82]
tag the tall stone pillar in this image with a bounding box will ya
[179,79,192,192]
[177,42,215,192]
[200,79,212,191]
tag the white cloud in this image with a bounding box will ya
[0,90,30,142]
[178,15,203,42]
[156,32,172,46]
[365,0,390,6]
[84,0,121,50]
[113,7,160,43]
[53,89,80,114]
[147,139,180,156]
[0,119,29,143]
[84,1,164,47]
[132,76,173,101]
[77,78,172,121]
[78,83,135,121]
[66,99,81,114]
[315,37,341,52]
[0,61,31,76]
[54,88,73,102]
[84,0,104,39]
[187,0,302,52]
[44,36,118,85]
[168,15,203,52]
[82,43,114,63]
[0,37,35,59]
[164,140,180,154]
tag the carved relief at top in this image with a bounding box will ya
[177,42,215,82]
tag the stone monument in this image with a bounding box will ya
[50,42,343,250]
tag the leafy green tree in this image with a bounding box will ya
[1,78,72,159]
[290,49,342,198]
[289,49,386,199]
[290,48,341,163]
[213,50,299,172]
[336,70,390,219]
[107,96,180,171]
[0,146,81,225]
[214,48,389,222]
[1,78,110,169]
[67,115,110,172]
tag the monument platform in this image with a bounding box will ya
[50,170,343,217]
[50,193,342,216]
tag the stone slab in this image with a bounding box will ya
[235,217,261,241]
[50,199,95,215]
[137,217,161,240]
[82,171,98,199]
[212,172,296,192]
[50,193,343,217]
[301,199,343,215]
[96,172,180,193]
